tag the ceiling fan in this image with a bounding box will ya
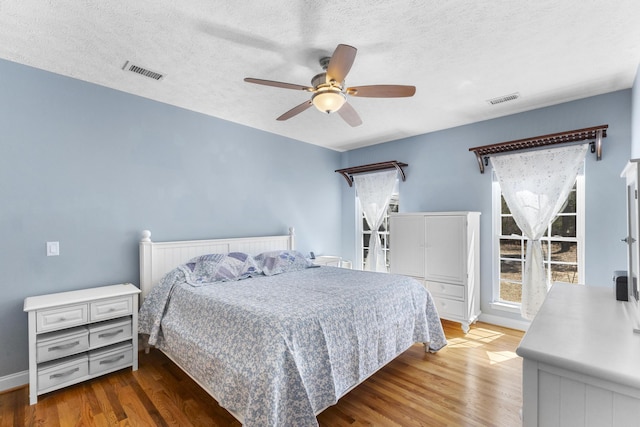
[244,44,416,127]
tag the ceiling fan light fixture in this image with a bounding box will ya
[312,90,346,114]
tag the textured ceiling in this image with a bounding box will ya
[1,1,640,151]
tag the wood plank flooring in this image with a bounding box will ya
[0,321,524,426]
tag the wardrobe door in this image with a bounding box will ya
[389,214,425,278]
[424,215,466,285]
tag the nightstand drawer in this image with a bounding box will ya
[89,342,133,375]
[89,318,132,348]
[38,354,88,392]
[90,296,133,321]
[426,281,465,300]
[36,304,88,333]
[37,326,89,363]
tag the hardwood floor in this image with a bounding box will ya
[0,321,524,426]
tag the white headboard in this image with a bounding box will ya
[139,228,295,301]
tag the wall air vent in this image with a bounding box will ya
[122,61,164,81]
[487,92,520,105]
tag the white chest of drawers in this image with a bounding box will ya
[24,283,140,405]
[312,255,353,269]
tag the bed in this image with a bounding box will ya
[137,228,447,427]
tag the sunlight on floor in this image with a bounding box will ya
[485,350,520,365]
[448,327,506,348]
[447,336,485,348]
[445,326,521,365]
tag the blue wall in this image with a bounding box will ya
[342,90,632,324]
[0,59,343,377]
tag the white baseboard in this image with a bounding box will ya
[0,370,28,392]
[479,313,530,332]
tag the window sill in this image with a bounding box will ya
[490,301,521,314]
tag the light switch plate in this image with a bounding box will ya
[46,241,59,256]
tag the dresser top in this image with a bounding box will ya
[24,283,140,312]
[516,283,640,389]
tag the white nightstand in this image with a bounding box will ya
[23,283,140,405]
[313,256,353,269]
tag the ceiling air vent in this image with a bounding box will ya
[487,92,519,105]
[122,61,164,81]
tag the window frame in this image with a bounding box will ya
[491,167,585,311]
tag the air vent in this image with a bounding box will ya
[487,92,519,105]
[122,61,164,81]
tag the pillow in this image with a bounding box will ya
[254,250,312,276]
[179,252,262,286]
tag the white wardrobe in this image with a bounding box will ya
[390,211,481,333]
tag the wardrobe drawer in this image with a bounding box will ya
[89,342,133,375]
[89,318,132,348]
[37,326,89,363]
[90,296,133,321]
[433,296,465,318]
[36,304,88,333]
[426,281,465,300]
[38,354,88,392]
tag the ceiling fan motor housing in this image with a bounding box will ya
[312,72,327,88]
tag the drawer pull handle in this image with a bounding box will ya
[98,329,124,339]
[50,367,79,379]
[58,317,67,321]
[49,341,80,352]
[109,308,116,312]
[99,355,125,365]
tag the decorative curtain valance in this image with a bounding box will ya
[468,125,608,173]
[335,161,407,187]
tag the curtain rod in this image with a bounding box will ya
[468,124,608,173]
[335,160,408,187]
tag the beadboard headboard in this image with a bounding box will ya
[139,228,295,301]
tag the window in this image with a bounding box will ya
[357,181,399,271]
[492,170,585,306]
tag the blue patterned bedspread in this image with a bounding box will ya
[138,266,446,427]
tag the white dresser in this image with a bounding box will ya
[516,283,640,426]
[24,283,140,405]
[389,211,481,333]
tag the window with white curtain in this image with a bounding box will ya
[492,168,585,308]
[356,180,399,271]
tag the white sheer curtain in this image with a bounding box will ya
[354,170,398,272]
[490,144,587,319]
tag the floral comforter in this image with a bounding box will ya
[138,266,446,427]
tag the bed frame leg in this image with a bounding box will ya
[140,334,151,354]
[423,342,437,354]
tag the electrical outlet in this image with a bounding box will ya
[46,241,60,256]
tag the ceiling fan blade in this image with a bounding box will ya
[244,77,313,91]
[276,100,313,121]
[326,44,357,83]
[338,102,362,127]
[346,85,416,98]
